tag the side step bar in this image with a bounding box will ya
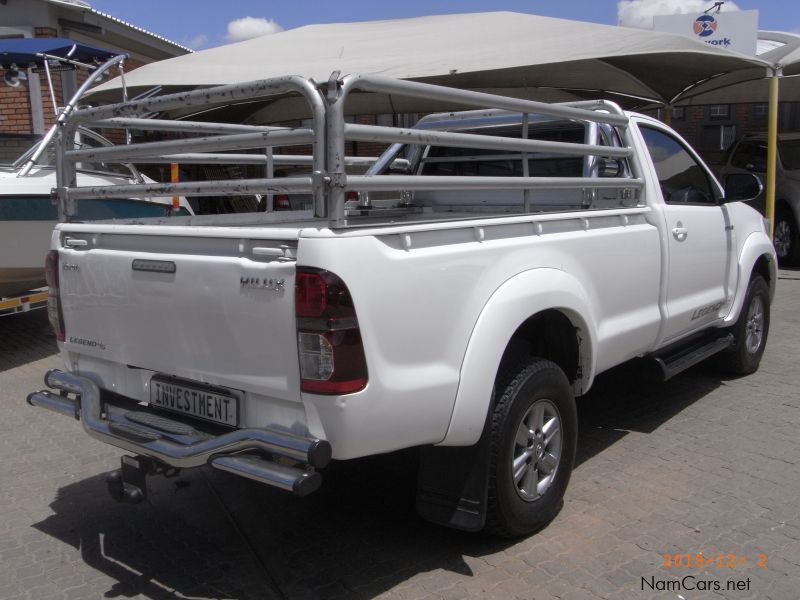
[651,333,734,381]
[27,370,329,496]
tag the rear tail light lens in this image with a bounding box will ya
[295,268,367,394]
[44,250,65,342]
[345,191,360,202]
[274,194,290,210]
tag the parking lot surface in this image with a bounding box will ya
[1,270,799,600]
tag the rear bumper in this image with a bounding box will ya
[27,370,331,496]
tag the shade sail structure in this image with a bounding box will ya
[666,33,800,105]
[776,44,800,77]
[0,37,119,68]
[89,11,769,110]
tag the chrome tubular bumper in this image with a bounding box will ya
[27,370,331,496]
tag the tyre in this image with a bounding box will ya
[717,275,770,376]
[773,208,799,267]
[485,358,577,537]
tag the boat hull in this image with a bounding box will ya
[0,219,52,297]
[0,169,192,299]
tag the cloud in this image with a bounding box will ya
[618,0,741,29]
[184,34,209,50]
[225,17,284,43]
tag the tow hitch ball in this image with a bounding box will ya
[106,455,179,504]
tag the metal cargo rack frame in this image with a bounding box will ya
[54,72,645,228]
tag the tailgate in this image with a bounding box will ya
[57,227,301,402]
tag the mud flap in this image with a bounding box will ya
[415,422,492,532]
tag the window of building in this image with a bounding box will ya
[707,104,730,120]
[672,107,685,120]
[753,103,769,121]
[700,124,737,151]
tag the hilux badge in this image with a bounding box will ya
[240,276,285,292]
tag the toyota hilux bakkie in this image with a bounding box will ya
[28,74,775,536]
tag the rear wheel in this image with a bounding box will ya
[717,275,770,376]
[773,208,799,266]
[485,358,577,537]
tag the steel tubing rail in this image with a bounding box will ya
[57,75,328,220]
[344,124,632,158]
[345,175,644,192]
[66,76,320,126]
[29,370,332,469]
[135,153,406,168]
[64,176,313,201]
[340,74,630,127]
[65,129,314,163]
[89,117,289,135]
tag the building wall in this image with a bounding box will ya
[0,0,185,161]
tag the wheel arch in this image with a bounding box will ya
[725,232,777,325]
[439,268,596,447]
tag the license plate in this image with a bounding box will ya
[149,376,239,427]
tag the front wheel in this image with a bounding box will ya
[774,208,799,266]
[717,275,770,376]
[485,358,577,537]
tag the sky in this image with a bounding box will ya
[85,0,800,51]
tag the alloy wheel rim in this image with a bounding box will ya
[744,295,765,355]
[773,220,791,259]
[512,398,562,502]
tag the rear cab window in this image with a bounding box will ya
[409,120,633,213]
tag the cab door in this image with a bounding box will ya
[638,123,735,343]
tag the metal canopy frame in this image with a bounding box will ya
[54,73,643,228]
[17,52,129,178]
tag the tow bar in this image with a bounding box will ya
[106,455,180,504]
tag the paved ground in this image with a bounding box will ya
[1,270,799,600]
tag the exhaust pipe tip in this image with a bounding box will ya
[293,470,322,497]
[308,439,332,469]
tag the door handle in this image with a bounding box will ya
[672,227,688,242]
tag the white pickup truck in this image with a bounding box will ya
[28,74,776,537]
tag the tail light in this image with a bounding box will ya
[274,194,290,210]
[345,191,359,202]
[44,250,65,342]
[295,268,367,394]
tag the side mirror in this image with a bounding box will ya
[388,164,411,175]
[723,173,763,203]
[597,158,624,178]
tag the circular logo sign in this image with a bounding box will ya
[693,15,718,37]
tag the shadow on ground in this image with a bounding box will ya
[0,310,57,373]
[33,360,727,599]
[575,359,723,467]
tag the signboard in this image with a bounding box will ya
[653,9,758,55]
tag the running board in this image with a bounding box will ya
[651,333,734,381]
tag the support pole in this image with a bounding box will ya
[765,68,781,241]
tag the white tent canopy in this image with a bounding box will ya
[92,11,769,108]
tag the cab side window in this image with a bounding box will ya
[730,141,767,172]
[640,126,717,205]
